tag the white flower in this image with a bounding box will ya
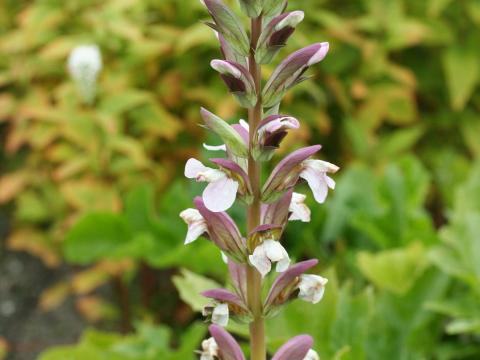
[304,349,320,360]
[200,337,218,360]
[179,208,207,244]
[185,158,239,212]
[212,303,229,327]
[289,192,311,222]
[67,44,102,103]
[249,240,290,277]
[300,160,339,204]
[298,274,328,304]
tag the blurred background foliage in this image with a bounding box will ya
[0,0,479,359]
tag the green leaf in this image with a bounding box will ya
[64,213,132,265]
[172,268,222,312]
[443,43,479,110]
[357,242,428,295]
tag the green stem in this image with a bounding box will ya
[247,15,265,360]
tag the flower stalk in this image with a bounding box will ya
[246,14,266,360]
[183,1,337,359]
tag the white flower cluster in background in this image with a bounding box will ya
[67,44,102,104]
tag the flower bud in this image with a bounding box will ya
[200,108,248,158]
[211,60,257,108]
[262,43,329,108]
[256,11,304,64]
[202,0,250,56]
[252,115,300,161]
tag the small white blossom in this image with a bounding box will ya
[289,192,311,222]
[67,44,102,104]
[180,208,207,244]
[298,274,328,304]
[200,337,218,360]
[299,160,339,204]
[249,240,290,277]
[304,349,320,360]
[212,303,229,327]
[185,158,239,212]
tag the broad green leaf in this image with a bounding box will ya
[64,213,132,265]
[443,43,479,110]
[357,242,428,295]
[172,268,222,312]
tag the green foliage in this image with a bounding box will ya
[64,182,225,274]
[39,322,206,360]
[428,162,480,336]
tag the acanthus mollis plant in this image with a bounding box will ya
[181,1,337,359]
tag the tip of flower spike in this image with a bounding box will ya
[307,42,329,66]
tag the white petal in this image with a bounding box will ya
[304,349,320,360]
[221,251,229,264]
[263,240,290,273]
[326,175,336,190]
[263,240,285,262]
[303,159,339,173]
[180,209,207,245]
[300,167,329,204]
[249,244,271,277]
[298,275,328,304]
[185,222,208,244]
[180,208,203,223]
[203,143,227,152]
[203,177,239,212]
[185,158,208,179]
[212,303,229,327]
[200,337,218,360]
[289,192,311,222]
